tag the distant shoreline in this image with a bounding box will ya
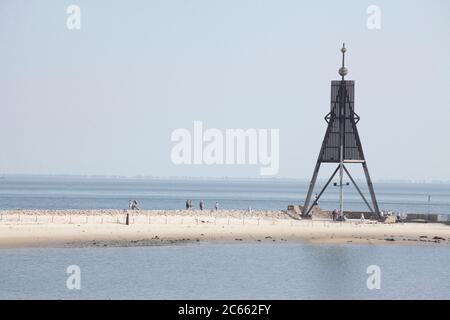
[1,209,450,249]
[2,174,450,184]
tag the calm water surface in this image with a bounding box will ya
[0,243,449,299]
[1,176,449,214]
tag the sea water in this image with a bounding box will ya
[0,176,449,214]
[0,243,449,299]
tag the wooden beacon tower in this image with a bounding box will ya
[302,44,380,218]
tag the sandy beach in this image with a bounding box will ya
[1,209,450,248]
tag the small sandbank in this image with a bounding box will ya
[0,209,449,248]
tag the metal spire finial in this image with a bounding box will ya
[339,43,348,80]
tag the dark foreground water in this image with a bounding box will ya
[0,243,449,299]
[1,176,450,214]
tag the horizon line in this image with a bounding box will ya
[1,173,450,184]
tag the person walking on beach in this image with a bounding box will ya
[185,200,189,210]
[189,200,193,209]
[332,209,338,222]
[131,200,139,211]
[199,200,204,211]
[214,201,219,211]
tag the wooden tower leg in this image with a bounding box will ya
[362,162,380,216]
[302,161,321,217]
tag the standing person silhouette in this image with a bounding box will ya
[131,200,139,211]
[332,209,338,222]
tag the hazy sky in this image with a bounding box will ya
[1,0,449,180]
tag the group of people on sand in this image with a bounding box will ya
[186,200,219,211]
[332,209,346,222]
[381,210,406,222]
[128,199,139,211]
[332,209,404,223]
